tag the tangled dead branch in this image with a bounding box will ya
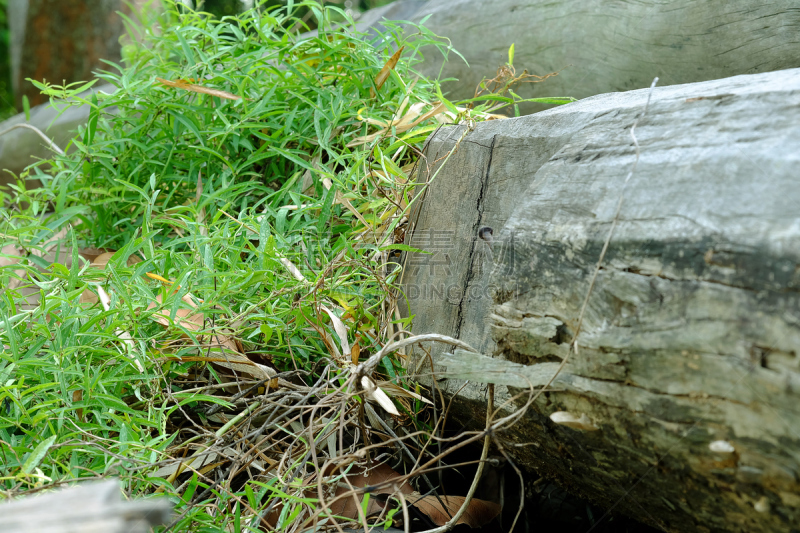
[140,329,548,533]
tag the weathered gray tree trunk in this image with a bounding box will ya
[0,480,172,533]
[359,0,800,114]
[404,68,800,532]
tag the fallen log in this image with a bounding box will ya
[0,479,173,533]
[404,68,800,532]
[360,0,800,115]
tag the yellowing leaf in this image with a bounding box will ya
[372,46,404,96]
[348,101,447,147]
[72,389,84,422]
[156,77,241,100]
[146,271,174,284]
[349,100,506,147]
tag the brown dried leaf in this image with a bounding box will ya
[410,493,501,528]
[205,338,277,382]
[373,46,404,95]
[77,247,113,264]
[3,222,88,303]
[265,462,409,528]
[90,251,142,269]
[377,381,433,406]
[303,307,344,362]
[354,462,413,495]
[78,251,139,305]
[72,390,83,422]
[196,170,207,237]
[147,292,204,331]
[6,227,71,297]
[156,77,241,100]
[80,289,99,306]
[328,462,413,520]
[347,101,447,147]
[322,177,371,230]
[32,227,69,261]
[351,336,361,365]
[169,345,278,383]
[146,288,277,382]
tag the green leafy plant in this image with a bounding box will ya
[0,1,571,530]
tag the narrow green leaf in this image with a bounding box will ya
[21,435,57,474]
[175,29,196,65]
[316,184,335,234]
[260,324,273,343]
[22,96,30,122]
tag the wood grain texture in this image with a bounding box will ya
[404,68,800,532]
[0,480,172,533]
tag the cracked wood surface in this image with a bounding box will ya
[404,68,800,532]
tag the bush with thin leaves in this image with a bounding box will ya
[0,1,569,531]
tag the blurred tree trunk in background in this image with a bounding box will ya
[8,0,126,109]
[0,0,13,119]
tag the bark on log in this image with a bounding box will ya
[358,0,800,115]
[0,480,173,533]
[404,68,800,532]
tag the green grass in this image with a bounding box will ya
[0,1,569,530]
